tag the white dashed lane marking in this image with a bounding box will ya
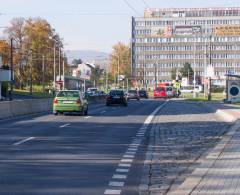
[13,137,35,146]
[112,174,127,179]
[116,168,129,173]
[118,163,131,167]
[123,155,134,158]
[104,189,121,195]
[59,123,70,128]
[121,159,133,163]
[104,101,168,195]
[109,181,125,187]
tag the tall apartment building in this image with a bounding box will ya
[131,7,240,88]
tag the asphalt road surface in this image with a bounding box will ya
[0,99,165,195]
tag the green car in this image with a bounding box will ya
[53,90,88,115]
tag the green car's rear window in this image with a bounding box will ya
[57,91,79,98]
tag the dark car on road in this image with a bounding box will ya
[106,89,128,106]
[138,89,148,99]
[127,89,140,100]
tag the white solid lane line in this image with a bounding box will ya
[59,123,70,128]
[104,189,121,195]
[13,137,35,146]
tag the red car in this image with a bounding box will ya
[154,87,167,98]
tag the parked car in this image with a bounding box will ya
[53,90,88,115]
[84,91,94,97]
[127,89,140,100]
[138,89,148,99]
[154,87,167,98]
[106,89,128,106]
[87,87,98,95]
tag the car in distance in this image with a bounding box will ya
[53,90,88,115]
[166,86,174,98]
[106,89,128,106]
[154,87,167,98]
[127,89,140,100]
[138,89,148,99]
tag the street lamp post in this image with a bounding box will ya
[42,55,45,93]
[53,42,56,89]
[9,37,13,100]
[117,57,120,88]
[62,53,65,90]
[193,37,196,98]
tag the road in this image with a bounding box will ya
[0,99,164,195]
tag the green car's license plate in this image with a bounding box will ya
[63,101,74,104]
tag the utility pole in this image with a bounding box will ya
[193,38,196,98]
[105,67,108,92]
[154,62,157,88]
[59,47,61,83]
[62,53,65,90]
[30,51,33,95]
[208,35,212,101]
[117,57,120,88]
[204,38,207,98]
[42,55,45,93]
[10,38,13,101]
[53,43,56,90]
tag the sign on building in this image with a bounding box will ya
[151,26,172,37]
[206,66,215,77]
[215,25,240,36]
[174,26,201,36]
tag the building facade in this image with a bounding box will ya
[132,7,240,88]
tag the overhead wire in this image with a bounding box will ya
[123,0,141,16]
[141,0,150,9]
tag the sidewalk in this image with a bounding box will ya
[168,102,240,195]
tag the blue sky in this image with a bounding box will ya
[0,0,239,52]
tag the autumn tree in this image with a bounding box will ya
[180,62,193,78]
[4,17,27,88]
[0,40,11,67]
[4,17,64,91]
[109,42,131,86]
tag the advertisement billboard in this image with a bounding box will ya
[151,26,172,37]
[174,26,201,36]
[215,25,240,36]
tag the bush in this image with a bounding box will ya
[211,86,224,93]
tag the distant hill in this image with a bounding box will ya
[65,50,109,64]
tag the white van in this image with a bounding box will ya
[181,85,203,93]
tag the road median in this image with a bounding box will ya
[0,95,106,120]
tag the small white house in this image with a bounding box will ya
[72,63,95,80]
